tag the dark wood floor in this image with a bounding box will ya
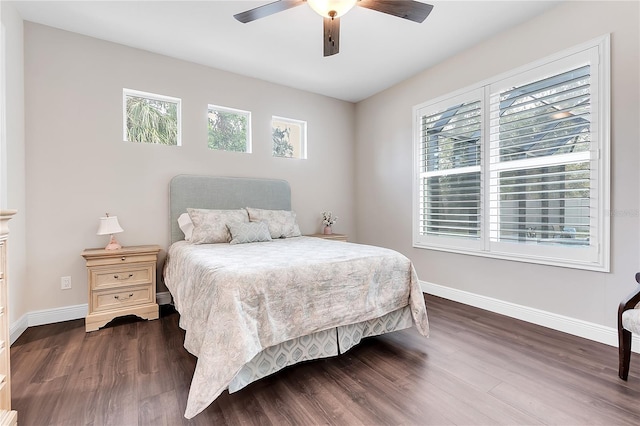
[10,294,640,425]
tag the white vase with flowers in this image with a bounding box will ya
[322,211,337,235]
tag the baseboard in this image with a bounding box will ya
[29,303,89,328]
[9,303,87,345]
[9,292,173,345]
[421,280,640,354]
[9,315,28,345]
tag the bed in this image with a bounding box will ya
[163,175,429,419]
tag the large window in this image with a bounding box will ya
[208,105,251,153]
[123,89,181,146]
[414,36,610,271]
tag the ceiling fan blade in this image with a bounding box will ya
[234,0,306,23]
[323,17,340,57]
[357,0,434,23]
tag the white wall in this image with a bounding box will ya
[23,23,356,311]
[355,1,640,329]
[1,1,27,324]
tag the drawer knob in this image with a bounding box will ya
[121,256,126,261]
[114,293,134,301]
[113,273,134,280]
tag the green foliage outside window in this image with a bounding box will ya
[208,109,248,152]
[126,95,178,145]
[272,126,293,158]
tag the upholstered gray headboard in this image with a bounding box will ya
[169,175,292,244]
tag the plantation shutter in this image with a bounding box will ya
[417,89,483,248]
[488,63,595,250]
[413,39,608,270]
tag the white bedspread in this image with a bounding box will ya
[164,236,429,418]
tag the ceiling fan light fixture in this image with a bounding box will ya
[307,0,357,18]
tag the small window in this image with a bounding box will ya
[123,89,181,145]
[207,105,251,153]
[272,116,307,159]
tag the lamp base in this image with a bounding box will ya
[104,235,122,250]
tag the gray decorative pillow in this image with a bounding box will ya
[187,208,249,244]
[227,221,273,245]
[245,207,302,239]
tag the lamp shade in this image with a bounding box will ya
[97,216,124,236]
[307,0,357,18]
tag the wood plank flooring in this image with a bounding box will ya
[10,294,640,425]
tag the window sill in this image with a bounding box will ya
[412,241,609,273]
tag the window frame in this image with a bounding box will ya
[207,104,252,153]
[412,35,610,272]
[271,115,307,159]
[122,88,182,146]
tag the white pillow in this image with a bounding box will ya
[178,212,194,241]
[245,207,302,239]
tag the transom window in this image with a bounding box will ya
[123,89,181,146]
[413,35,610,271]
[207,105,251,153]
[272,116,307,159]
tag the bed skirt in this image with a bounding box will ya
[228,305,413,392]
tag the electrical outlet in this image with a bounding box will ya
[61,276,72,290]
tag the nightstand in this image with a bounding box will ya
[82,245,161,332]
[306,233,348,242]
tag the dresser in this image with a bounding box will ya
[82,245,161,332]
[0,210,18,425]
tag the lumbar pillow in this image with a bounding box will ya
[227,221,273,245]
[187,208,249,244]
[245,207,302,238]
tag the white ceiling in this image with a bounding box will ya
[12,0,561,103]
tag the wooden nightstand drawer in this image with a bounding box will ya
[84,253,158,268]
[91,264,154,290]
[0,242,4,280]
[92,285,153,312]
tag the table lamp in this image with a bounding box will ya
[97,213,124,250]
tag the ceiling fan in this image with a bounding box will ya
[234,0,434,57]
